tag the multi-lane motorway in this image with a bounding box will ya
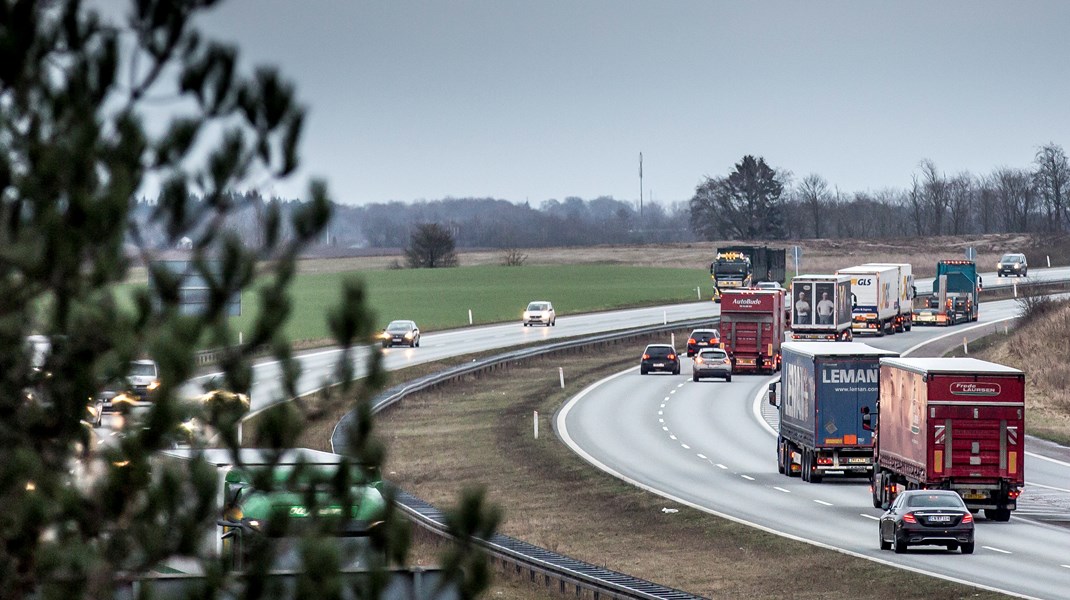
[556,298,1070,599]
[183,264,1070,598]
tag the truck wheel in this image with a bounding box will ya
[692,373,699,382]
[640,366,649,375]
[985,508,1011,522]
[961,542,975,554]
[800,450,811,482]
[725,374,732,382]
[810,464,823,484]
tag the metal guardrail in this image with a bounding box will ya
[331,317,716,600]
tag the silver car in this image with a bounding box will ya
[692,348,732,382]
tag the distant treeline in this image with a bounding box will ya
[132,143,1069,250]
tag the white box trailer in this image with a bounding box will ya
[862,262,915,332]
[835,265,900,336]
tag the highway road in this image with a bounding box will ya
[556,297,1070,600]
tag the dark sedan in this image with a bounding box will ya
[380,320,421,348]
[640,344,680,375]
[879,490,975,554]
[685,328,720,357]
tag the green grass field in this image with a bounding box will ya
[226,265,707,343]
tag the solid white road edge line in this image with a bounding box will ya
[555,368,1042,600]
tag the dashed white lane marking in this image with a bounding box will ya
[658,410,663,415]
[716,464,728,470]
[1061,565,1070,570]
[663,397,671,402]
[681,443,691,450]
[677,383,685,388]
[670,434,677,440]
[697,454,708,460]
[741,475,755,481]
[983,546,1012,554]
[670,390,677,394]
[662,426,669,431]
[860,514,880,521]
[814,499,833,506]
[773,487,791,494]
[659,419,664,423]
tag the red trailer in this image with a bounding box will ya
[864,357,1025,521]
[719,289,785,373]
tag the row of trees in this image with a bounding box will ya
[690,145,1070,241]
[135,143,1068,253]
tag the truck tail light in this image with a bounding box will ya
[1008,489,1022,499]
[817,457,833,465]
[902,513,917,524]
[961,513,974,524]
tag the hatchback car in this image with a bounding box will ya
[127,359,161,401]
[692,348,732,382]
[640,344,680,375]
[997,253,1027,277]
[686,328,721,357]
[380,320,420,348]
[878,490,975,554]
[522,301,556,327]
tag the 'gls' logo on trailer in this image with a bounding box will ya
[855,278,873,286]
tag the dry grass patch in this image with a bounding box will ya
[376,341,1005,599]
[976,301,1070,446]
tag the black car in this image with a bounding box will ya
[640,344,680,375]
[380,320,421,348]
[996,253,1027,277]
[686,328,721,357]
[878,490,975,554]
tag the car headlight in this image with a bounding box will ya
[523,312,530,319]
[380,332,391,339]
[404,332,413,339]
[148,381,160,391]
[1014,262,1020,268]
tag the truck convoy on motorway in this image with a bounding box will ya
[863,357,1025,521]
[836,264,901,336]
[913,260,980,326]
[789,274,853,341]
[709,246,786,302]
[718,289,785,373]
[770,342,899,482]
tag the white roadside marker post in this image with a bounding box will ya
[534,411,539,439]
[963,336,968,355]
[697,286,701,300]
[1013,281,1017,297]
[468,309,473,325]
[559,367,564,389]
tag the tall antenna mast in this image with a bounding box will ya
[639,152,643,217]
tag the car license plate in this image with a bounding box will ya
[962,492,986,500]
[928,515,952,523]
[653,363,664,367]
[847,458,869,464]
[738,358,755,366]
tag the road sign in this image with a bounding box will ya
[965,247,976,261]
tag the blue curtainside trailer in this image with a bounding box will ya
[770,341,899,482]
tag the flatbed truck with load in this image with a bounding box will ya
[913,260,979,326]
[789,274,853,341]
[863,358,1025,521]
[769,342,898,482]
[718,289,785,374]
[710,246,786,302]
[836,264,901,336]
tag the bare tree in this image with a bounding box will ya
[1033,143,1070,232]
[907,175,925,236]
[946,173,975,235]
[797,174,830,238]
[406,223,459,268]
[919,160,950,235]
[992,167,1035,232]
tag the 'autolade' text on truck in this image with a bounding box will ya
[719,289,785,373]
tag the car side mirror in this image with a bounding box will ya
[767,382,778,407]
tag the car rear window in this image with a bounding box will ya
[907,494,965,508]
[699,350,727,360]
[645,346,674,358]
[691,330,719,341]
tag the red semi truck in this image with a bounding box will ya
[863,357,1025,521]
[718,289,785,373]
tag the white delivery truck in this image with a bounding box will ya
[862,262,915,332]
[835,265,900,336]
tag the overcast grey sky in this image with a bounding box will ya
[190,1,1070,206]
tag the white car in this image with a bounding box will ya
[523,301,556,327]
